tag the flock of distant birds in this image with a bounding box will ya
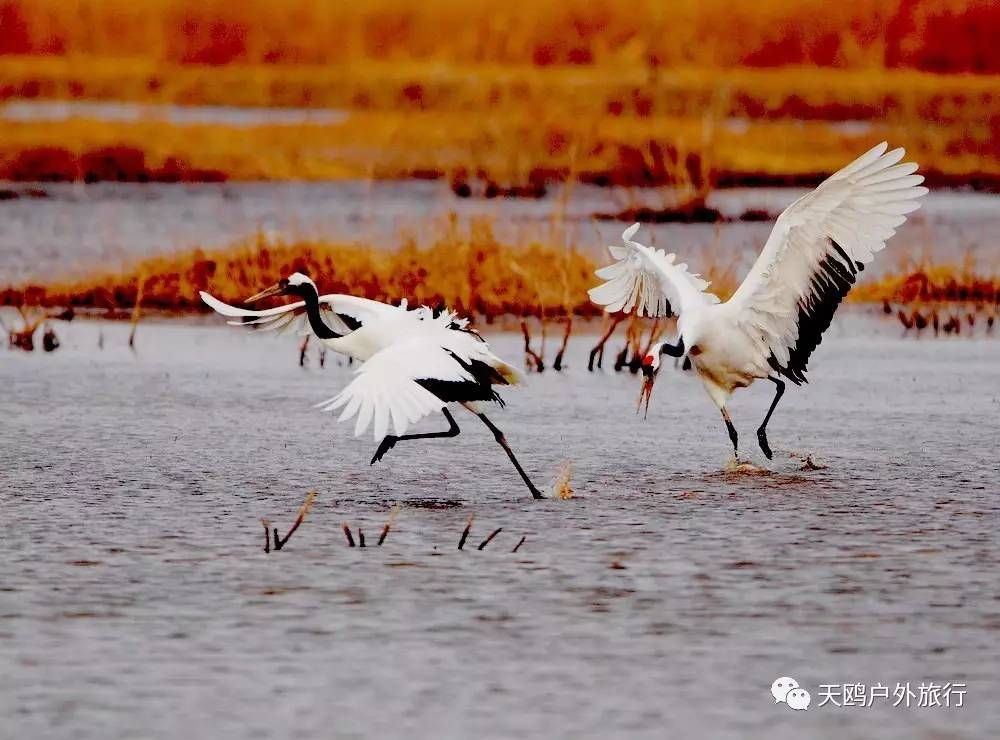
[890,300,994,336]
[5,143,996,498]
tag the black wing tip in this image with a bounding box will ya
[775,238,858,382]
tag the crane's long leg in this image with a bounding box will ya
[474,413,545,500]
[756,376,785,460]
[721,407,738,456]
[588,314,623,371]
[370,408,460,465]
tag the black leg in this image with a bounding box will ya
[589,315,623,371]
[370,408,460,464]
[658,337,686,358]
[587,345,600,371]
[476,413,545,500]
[756,375,785,460]
[721,407,738,456]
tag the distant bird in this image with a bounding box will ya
[589,142,927,459]
[200,273,544,499]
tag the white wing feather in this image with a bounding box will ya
[588,223,719,318]
[203,288,516,438]
[199,291,399,337]
[726,142,927,373]
[314,340,475,439]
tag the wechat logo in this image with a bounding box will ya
[771,677,811,710]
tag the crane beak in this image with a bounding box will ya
[245,280,287,304]
[636,355,658,419]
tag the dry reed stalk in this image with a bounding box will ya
[477,528,503,551]
[262,490,317,552]
[457,514,474,550]
[377,503,400,546]
[342,523,356,547]
[260,518,271,554]
[128,273,146,349]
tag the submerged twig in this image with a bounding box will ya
[377,503,400,546]
[261,518,271,554]
[512,536,526,553]
[477,527,503,550]
[342,523,356,547]
[271,490,317,551]
[358,528,366,548]
[457,514,474,550]
[128,274,146,349]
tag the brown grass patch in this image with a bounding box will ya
[6,223,995,322]
[853,264,1000,305]
[1,2,997,187]
[3,221,601,318]
[3,0,998,72]
[1,104,995,187]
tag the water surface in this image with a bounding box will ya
[1,182,997,284]
[2,314,997,738]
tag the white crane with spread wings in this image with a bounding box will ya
[589,142,927,459]
[201,273,544,499]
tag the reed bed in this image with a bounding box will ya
[3,0,996,72]
[1,2,998,187]
[853,264,1000,305]
[1,78,996,187]
[5,225,995,320]
[3,56,997,126]
[3,222,599,319]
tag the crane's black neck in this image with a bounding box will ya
[300,286,342,340]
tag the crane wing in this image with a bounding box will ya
[314,339,476,440]
[726,142,927,383]
[199,291,399,337]
[588,223,719,318]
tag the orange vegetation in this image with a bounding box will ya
[0,2,998,186]
[5,225,995,319]
[853,264,1000,305]
[5,222,601,318]
[0,98,995,187]
[2,0,998,72]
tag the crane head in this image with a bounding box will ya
[244,272,316,303]
[637,353,660,418]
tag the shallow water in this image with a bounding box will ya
[0,100,351,127]
[2,313,997,738]
[1,181,998,284]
